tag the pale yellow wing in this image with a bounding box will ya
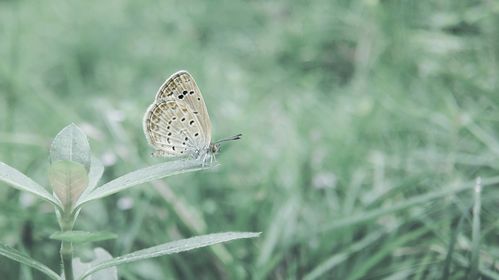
[154,70,212,144]
[143,100,209,157]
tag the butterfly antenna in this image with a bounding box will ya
[215,133,242,144]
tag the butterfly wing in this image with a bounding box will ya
[155,70,212,144]
[143,100,210,157]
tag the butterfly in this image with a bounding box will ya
[143,70,241,163]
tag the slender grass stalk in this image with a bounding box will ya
[442,212,466,279]
[4,0,20,163]
[303,230,384,280]
[469,177,481,280]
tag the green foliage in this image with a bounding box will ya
[0,161,60,208]
[0,124,258,279]
[77,232,260,280]
[73,248,117,280]
[77,158,214,207]
[0,244,61,280]
[1,0,499,279]
[48,160,88,210]
[50,231,117,244]
[50,124,91,171]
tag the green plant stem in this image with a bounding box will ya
[60,240,74,280]
[60,216,74,280]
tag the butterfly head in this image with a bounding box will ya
[209,143,220,155]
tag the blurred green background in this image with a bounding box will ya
[1,0,499,279]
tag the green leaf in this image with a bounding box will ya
[0,161,61,209]
[50,231,117,244]
[77,157,104,209]
[77,232,260,280]
[83,157,104,195]
[50,123,91,170]
[0,243,61,280]
[76,159,215,207]
[48,160,89,210]
[73,248,117,280]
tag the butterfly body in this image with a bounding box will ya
[143,70,240,163]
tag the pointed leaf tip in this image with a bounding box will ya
[50,124,91,170]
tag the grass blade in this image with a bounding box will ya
[469,177,481,280]
[0,243,61,280]
[348,228,428,280]
[442,210,466,279]
[317,176,499,235]
[304,230,384,280]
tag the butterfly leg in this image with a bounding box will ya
[201,153,208,167]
